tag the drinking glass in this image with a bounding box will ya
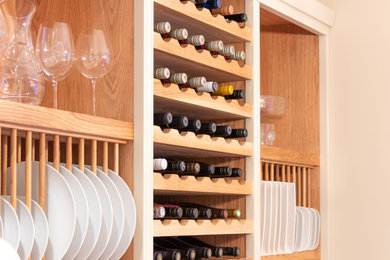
[75,30,112,115]
[36,22,74,109]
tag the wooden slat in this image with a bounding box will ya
[0,101,133,143]
[264,162,269,181]
[297,167,302,206]
[281,164,286,182]
[1,135,7,195]
[261,249,320,260]
[114,143,119,174]
[270,163,274,181]
[153,173,252,195]
[66,137,72,170]
[103,142,108,174]
[303,167,307,207]
[292,166,296,204]
[261,145,319,167]
[25,131,32,211]
[79,139,85,172]
[154,33,252,82]
[308,168,312,207]
[17,136,21,163]
[39,133,46,211]
[287,165,291,182]
[154,79,253,120]
[275,164,280,181]
[53,135,60,171]
[10,129,17,209]
[154,0,252,43]
[91,140,97,174]
[32,139,35,161]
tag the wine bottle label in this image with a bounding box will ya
[186,35,205,46]
[154,22,171,34]
[204,40,224,52]
[153,158,168,171]
[170,73,187,85]
[220,45,235,57]
[154,67,170,79]
[196,81,218,92]
[212,85,234,96]
[168,28,188,40]
[188,77,206,88]
[229,50,246,61]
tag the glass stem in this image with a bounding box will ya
[91,79,97,116]
[52,79,58,109]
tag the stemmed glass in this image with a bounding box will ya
[35,22,74,109]
[75,30,112,115]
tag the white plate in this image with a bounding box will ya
[72,166,102,260]
[108,168,136,259]
[96,168,125,260]
[297,207,311,251]
[260,181,266,255]
[58,165,89,259]
[10,162,76,260]
[1,197,20,250]
[294,208,302,252]
[263,181,273,255]
[308,208,317,250]
[312,208,320,250]
[269,182,278,255]
[278,183,288,254]
[3,196,34,260]
[0,214,3,238]
[285,183,296,254]
[84,168,113,260]
[17,196,48,260]
[0,238,20,260]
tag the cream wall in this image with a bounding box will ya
[322,0,390,259]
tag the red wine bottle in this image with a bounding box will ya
[179,76,206,89]
[154,246,183,260]
[154,22,171,38]
[231,168,242,177]
[224,90,245,100]
[219,45,235,58]
[153,251,163,260]
[197,40,224,55]
[155,238,196,260]
[226,128,248,138]
[154,67,170,80]
[168,28,189,41]
[160,203,199,219]
[177,237,224,257]
[196,122,217,135]
[154,112,173,128]
[155,203,184,219]
[180,119,201,133]
[196,81,218,93]
[164,237,212,259]
[154,158,168,171]
[173,202,212,219]
[214,166,232,177]
[221,246,241,256]
[224,13,248,23]
[183,34,205,47]
[227,50,246,61]
[166,72,188,85]
[181,162,201,176]
[198,162,215,176]
[158,160,186,175]
[154,205,166,219]
[183,0,207,4]
[167,115,189,130]
[210,125,232,137]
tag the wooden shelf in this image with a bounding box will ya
[261,250,319,260]
[154,79,253,120]
[154,0,252,43]
[154,219,253,237]
[261,146,320,167]
[154,33,252,82]
[0,101,133,143]
[154,126,252,158]
[153,173,252,195]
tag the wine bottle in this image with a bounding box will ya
[155,203,184,219]
[160,203,199,218]
[219,45,235,58]
[226,128,248,138]
[221,246,241,256]
[197,0,221,9]
[167,72,188,85]
[181,162,201,176]
[155,238,196,260]
[198,162,215,176]
[224,90,245,100]
[168,115,189,130]
[231,168,242,177]
[196,81,218,93]
[154,205,166,219]
[210,125,232,137]
[154,67,170,80]
[228,50,246,61]
[214,166,232,177]
[180,119,201,133]
[154,245,183,260]
[153,251,164,260]
[224,13,248,23]
[158,160,186,175]
[168,28,189,41]
[154,158,168,171]
[227,209,241,218]
[202,40,224,54]
[211,85,234,96]
[196,122,217,135]
[177,237,224,257]
[183,0,207,4]
[211,5,234,16]
[164,237,212,258]
[174,202,212,219]
[184,34,205,47]
[154,22,171,38]
[154,112,173,128]
[180,76,206,89]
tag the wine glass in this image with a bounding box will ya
[75,30,112,115]
[35,22,74,109]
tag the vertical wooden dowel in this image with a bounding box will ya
[292,166,297,205]
[287,165,291,183]
[114,143,119,174]
[53,135,60,171]
[10,129,17,209]
[270,163,275,181]
[260,162,263,180]
[264,162,269,181]
[66,137,72,170]
[0,128,2,196]
[275,164,280,181]
[32,139,35,161]
[297,167,302,207]
[25,131,32,211]
[103,142,108,174]
[79,139,84,172]
[308,168,312,207]
[91,140,97,174]
[17,136,21,163]
[281,165,286,182]
[39,133,46,211]
[302,167,307,207]
[1,135,8,195]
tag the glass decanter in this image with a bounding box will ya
[0,0,45,105]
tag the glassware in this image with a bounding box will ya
[261,123,276,146]
[0,3,11,57]
[0,0,45,105]
[75,30,112,115]
[260,95,287,118]
[35,22,74,109]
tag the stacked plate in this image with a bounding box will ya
[3,161,136,260]
[260,181,320,256]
